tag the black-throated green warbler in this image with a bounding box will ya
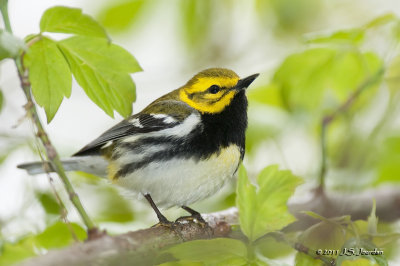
[18,68,259,224]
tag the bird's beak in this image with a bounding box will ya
[235,73,259,91]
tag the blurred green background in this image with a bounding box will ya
[0,0,400,265]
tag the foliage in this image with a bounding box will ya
[23,6,141,122]
[40,6,109,39]
[24,37,72,122]
[162,238,248,265]
[0,222,86,266]
[1,1,400,266]
[98,0,149,33]
[237,165,302,241]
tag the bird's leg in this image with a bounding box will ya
[144,194,171,225]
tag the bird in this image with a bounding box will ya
[18,68,259,225]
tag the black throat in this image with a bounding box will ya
[194,90,248,159]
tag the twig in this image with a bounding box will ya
[48,175,80,242]
[17,53,96,233]
[293,241,335,266]
[267,232,335,266]
[32,128,80,242]
[0,1,96,233]
[318,68,385,189]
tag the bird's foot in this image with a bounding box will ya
[175,213,208,227]
[151,215,174,228]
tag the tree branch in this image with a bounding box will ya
[19,209,236,266]
[19,186,400,266]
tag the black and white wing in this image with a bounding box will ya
[73,100,196,156]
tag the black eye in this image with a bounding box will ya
[208,85,220,94]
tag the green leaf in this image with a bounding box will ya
[294,252,323,266]
[237,165,303,241]
[367,200,378,235]
[304,29,365,45]
[94,186,135,223]
[336,238,387,266]
[40,6,108,39]
[364,13,398,29]
[299,218,349,252]
[273,48,382,113]
[0,90,3,112]
[385,55,400,91]
[164,238,248,265]
[236,165,257,240]
[247,83,284,108]
[255,235,292,259]
[0,222,86,265]
[341,259,379,266]
[37,192,62,215]
[180,0,212,48]
[35,222,86,249]
[303,211,352,225]
[0,29,26,60]
[58,36,141,117]
[0,237,37,265]
[353,219,400,250]
[375,136,400,184]
[24,37,72,123]
[98,0,147,32]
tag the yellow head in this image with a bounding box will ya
[179,68,259,114]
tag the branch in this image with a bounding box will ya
[19,186,400,266]
[19,209,236,266]
[0,1,96,232]
[318,68,385,188]
[287,184,400,230]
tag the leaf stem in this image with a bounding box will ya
[1,0,95,232]
[318,68,385,189]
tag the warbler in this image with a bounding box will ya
[18,68,259,224]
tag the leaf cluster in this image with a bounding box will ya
[1,6,141,122]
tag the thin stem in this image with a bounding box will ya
[0,0,95,231]
[319,122,328,188]
[267,232,336,266]
[318,68,385,189]
[16,56,95,230]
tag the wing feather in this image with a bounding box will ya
[73,100,195,156]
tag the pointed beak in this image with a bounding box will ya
[235,73,259,91]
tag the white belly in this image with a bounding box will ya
[114,144,241,208]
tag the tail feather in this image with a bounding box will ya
[17,156,108,177]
